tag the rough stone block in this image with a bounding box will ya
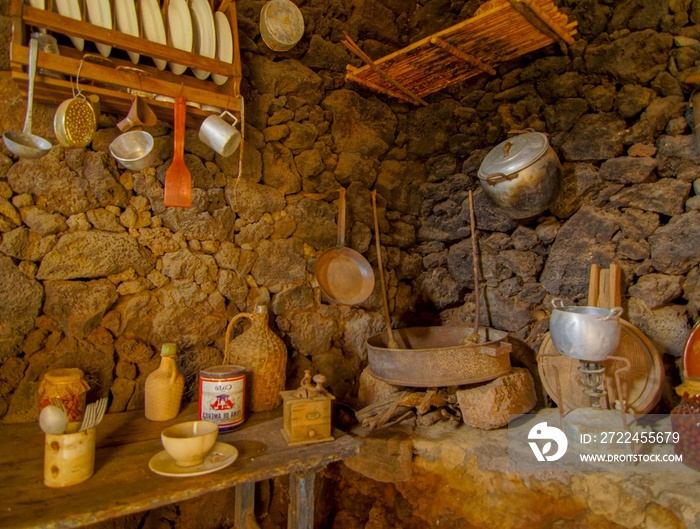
[344,431,413,483]
[356,367,401,409]
[456,367,536,430]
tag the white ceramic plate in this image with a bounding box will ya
[190,0,216,80]
[212,12,232,86]
[148,442,238,478]
[167,0,193,75]
[86,0,113,57]
[140,0,167,70]
[55,0,84,51]
[155,94,175,104]
[114,0,140,63]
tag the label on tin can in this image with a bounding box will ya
[199,365,246,431]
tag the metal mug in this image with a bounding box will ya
[198,110,240,157]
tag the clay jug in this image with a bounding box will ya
[145,343,185,421]
[225,305,287,412]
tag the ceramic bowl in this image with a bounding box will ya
[161,420,218,467]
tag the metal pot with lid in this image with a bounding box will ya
[477,131,561,219]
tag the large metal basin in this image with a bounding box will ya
[366,326,512,388]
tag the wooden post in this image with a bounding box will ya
[235,482,261,529]
[288,469,316,529]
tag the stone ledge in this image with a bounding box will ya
[345,410,700,528]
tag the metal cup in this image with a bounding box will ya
[198,110,240,157]
[33,32,64,79]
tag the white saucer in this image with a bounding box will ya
[190,0,215,80]
[114,0,140,63]
[55,0,84,51]
[86,0,113,57]
[167,0,193,75]
[141,0,167,70]
[148,442,238,478]
[212,11,232,86]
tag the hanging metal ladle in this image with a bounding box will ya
[3,34,52,158]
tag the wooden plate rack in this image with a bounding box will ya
[342,0,578,106]
[8,0,242,128]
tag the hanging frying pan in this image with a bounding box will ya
[315,188,375,304]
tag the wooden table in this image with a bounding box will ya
[0,403,361,529]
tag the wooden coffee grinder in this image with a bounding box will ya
[281,370,335,446]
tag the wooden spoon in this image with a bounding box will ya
[164,96,191,208]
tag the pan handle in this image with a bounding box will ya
[337,187,346,247]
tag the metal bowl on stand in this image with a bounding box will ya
[549,298,623,362]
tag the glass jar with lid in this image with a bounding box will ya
[38,368,90,424]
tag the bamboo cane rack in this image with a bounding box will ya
[343,0,578,106]
[8,0,242,129]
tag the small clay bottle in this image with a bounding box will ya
[145,343,185,421]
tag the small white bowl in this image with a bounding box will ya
[161,420,218,467]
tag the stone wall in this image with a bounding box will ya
[1,0,700,525]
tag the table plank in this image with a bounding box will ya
[0,405,360,529]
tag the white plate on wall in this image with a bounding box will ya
[114,0,140,63]
[86,0,113,57]
[55,0,84,51]
[140,0,168,70]
[190,0,216,80]
[212,11,232,86]
[167,0,193,75]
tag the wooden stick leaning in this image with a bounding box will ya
[465,189,481,343]
[371,190,399,349]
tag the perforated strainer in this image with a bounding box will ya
[53,58,97,148]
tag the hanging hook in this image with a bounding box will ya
[73,57,86,100]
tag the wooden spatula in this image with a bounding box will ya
[164,96,191,208]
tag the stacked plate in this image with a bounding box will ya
[37,0,235,82]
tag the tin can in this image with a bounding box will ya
[199,365,246,432]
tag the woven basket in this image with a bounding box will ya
[225,305,287,412]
